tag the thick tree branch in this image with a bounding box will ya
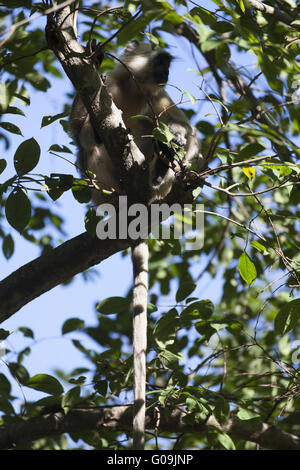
[0,405,299,450]
[0,232,131,324]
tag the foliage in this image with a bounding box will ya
[0,0,300,450]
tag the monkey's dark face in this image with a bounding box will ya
[120,41,173,90]
[151,52,172,84]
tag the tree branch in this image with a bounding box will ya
[245,0,294,26]
[0,405,299,450]
[0,232,131,324]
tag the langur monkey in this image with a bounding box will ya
[70,40,200,449]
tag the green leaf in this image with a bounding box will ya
[47,188,64,202]
[0,329,10,340]
[0,373,11,395]
[96,297,131,315]
[0,159,7,175]
[159,349,182,369]
[94,380,108,397]
[237,408,260,420]
[18,327,34,339]
[0,122,22,135]
[45,174,73,201]
[190,7,216,26]
[153,124,174,144]
[153,309,178,349]
[2,234,14,259]
[130,114,154,124]
[147,302,157,314]
[5,188,31,232]
[291,20,300,27]
[25,73,50,92]
[195,320,216,341]
[274,299,300,335]
[62,318,85,335]
[14,138,40,176]
[8,363,29,384]
[214,398,230,426]
[239,143,265,158]
[216,43,231,66]
[26,374,64,396]
[211,322,228,332]
[217,432,236,450]
[41,111,69,128]
[117,9,166,45]
[4,106,25,117]
[184,91,196,104]
[164,10,184,25]
[176,280,196,302]
[250,241,267,254]
[238,252,257,285]
[48,144,72,153]
[61,386,81,414]
[181,300,214,322]
[211,21,234,33]
[72,181,92,203]
[185,396,199,411]
[84,207,102,236]
[50,173,73,191]
[69,376,86,386]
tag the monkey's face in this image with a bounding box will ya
[151,52,172,84]
[121,40,173,91]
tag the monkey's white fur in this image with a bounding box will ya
[70,40,200,450]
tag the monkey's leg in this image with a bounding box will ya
[131,240,148,450]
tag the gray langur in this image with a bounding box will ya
[69,40,200,449]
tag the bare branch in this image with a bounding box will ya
[206,179,300,198]
[197,209,266,241]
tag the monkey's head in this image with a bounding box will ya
[115,40,173,93]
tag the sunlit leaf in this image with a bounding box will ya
[238,252,257,285]
[242,166,255,179]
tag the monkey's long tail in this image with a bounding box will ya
[131,240,148,450]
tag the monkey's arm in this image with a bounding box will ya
[154,91,201,165]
